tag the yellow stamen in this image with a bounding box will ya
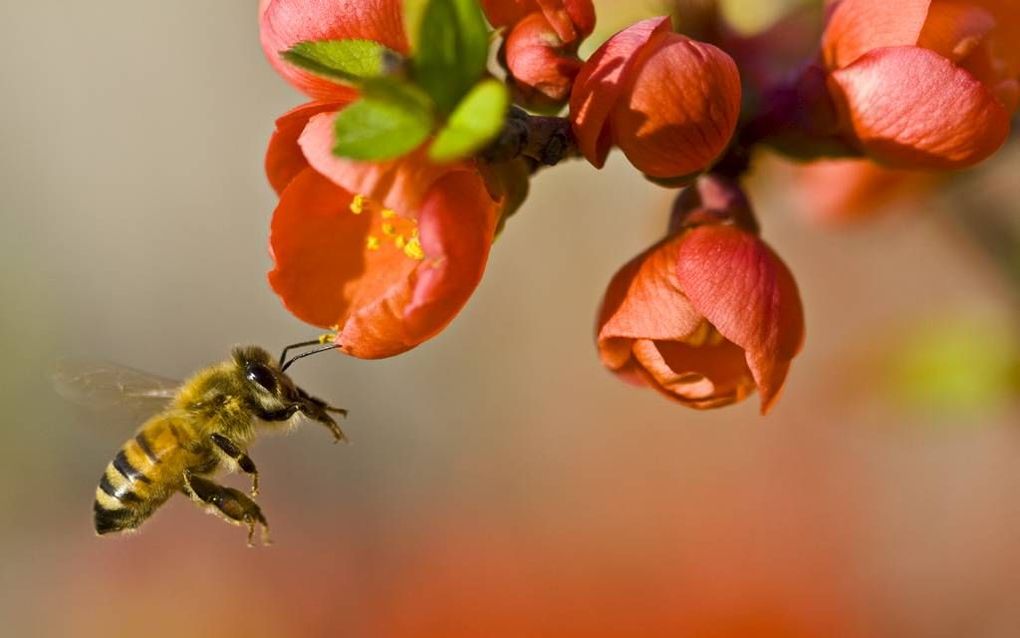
[403,236,425,261]
[394,235,406,250]
[350,194,366,215]
[382,223,397,237]
[381,209,396,219]
[366,235,380,251]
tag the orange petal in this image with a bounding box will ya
[504,12,582,108]
[610,34,741,180]
[265,101,345,195]
[298,111,453,214]
[268,168,373,329]
[822,0,931,68]
[569,17,673,168]
[828,46,1010,169]
[632,339,757,410]
[597,236,704,371]
[918,1,996,65]
[482,0,594,43]
[260,0,408,100]
[676,226,805,413]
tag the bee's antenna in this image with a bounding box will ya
[280,345,340,373]
[278,332,339,367]
[278,339,325,367]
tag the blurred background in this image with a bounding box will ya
[1,1,1018,636]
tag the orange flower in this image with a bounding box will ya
[570,17,741,182]
[597,176,804,412]
[261,1,503,358]
[820,0,1018,169]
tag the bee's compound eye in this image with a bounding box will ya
[246,364,277,393]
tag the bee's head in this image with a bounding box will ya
[231,346,299,408]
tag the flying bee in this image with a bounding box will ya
[54,340,346,545]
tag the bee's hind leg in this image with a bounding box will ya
[182,472,271,547]
[211,433,260,496]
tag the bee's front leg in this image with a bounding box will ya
[210,433,259,496]
[182,471,270,547]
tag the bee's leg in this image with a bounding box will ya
[210,433,259,496]
[182,472,271,547]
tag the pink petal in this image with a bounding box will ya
[265,101,345,195]
[260,0,408,100]
[829,46,1010,169]
[822,0,931,68]
[597,236,704,370]
[676,226,805,413]
[298,112,454,215]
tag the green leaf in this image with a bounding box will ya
[429,79,510,163]
[414,0,491,113]
[333,80,435,161]
[282,39,398,84]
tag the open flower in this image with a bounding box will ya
[597,176,804,412]
[570,17,741,182]
[261,0,503,358]
[820,0,1018,169]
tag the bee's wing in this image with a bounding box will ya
[52,359,180,413]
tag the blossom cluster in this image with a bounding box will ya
[259,0,1017,412]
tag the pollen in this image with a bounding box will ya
[382,223,397,237]
[366,235,381,251]
[394,235,406,249]
[350,195,366,215]
[381,209,396,219]
[403,236,425,261]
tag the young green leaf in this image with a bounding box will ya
[333,80,435,161]
[429,79,510,163]
[414,0,491,113]
[283,39,399,84]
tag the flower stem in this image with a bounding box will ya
[483,107,579,168]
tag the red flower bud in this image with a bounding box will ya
[820,0,1018,169]
[570,17,741,181]
[503,12,583,110]
[481,0,595,44]
[597,177,804,412]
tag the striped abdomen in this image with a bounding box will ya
[93,418,186,535]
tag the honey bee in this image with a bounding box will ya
[55,341,347,545]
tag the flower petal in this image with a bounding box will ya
[298,112,453,214]
[632,339,756,409]
[570,17,673,168]
[829,46,1010,169]
[610,34,741,179]
[260,0,408,100]
[504,12,582,108]
[822,0,931,69]
[268,168,373,329]
[597,236,704,370]
[265,101,346,195]
[676,226,804,413]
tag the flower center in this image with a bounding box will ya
[350,193,425,261]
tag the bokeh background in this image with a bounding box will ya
[1,1,1018,636]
